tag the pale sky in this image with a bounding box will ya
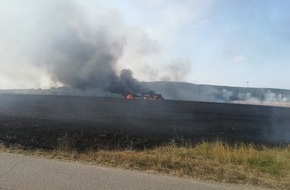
[0,0,290,89]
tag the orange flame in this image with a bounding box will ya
[126,94,133,100]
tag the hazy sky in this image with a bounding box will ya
[0,0,290,89]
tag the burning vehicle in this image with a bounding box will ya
[125,90,164,100]
[142,90,164,100]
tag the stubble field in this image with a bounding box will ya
[0,94,289,151]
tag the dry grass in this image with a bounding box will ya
[1,141,289,189]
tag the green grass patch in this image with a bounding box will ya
[247,155,283,175]
[193,141,289,176]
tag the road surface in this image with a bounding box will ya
[0,153,268,190]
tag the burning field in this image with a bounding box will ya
[1,1,290,188]
[0,94,290,151]
[0,0,289,152]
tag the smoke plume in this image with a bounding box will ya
[35,1,144,96]
[0,0,163,95]
[0,0,193,93]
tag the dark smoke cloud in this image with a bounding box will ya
[46,30,125,91]
[0,0,192,92]
[36,0,143,95]
[119,69,142,92]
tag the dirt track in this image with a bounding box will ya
[0,94,289,150]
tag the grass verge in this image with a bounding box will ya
[0,141,289,189]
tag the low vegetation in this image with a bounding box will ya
[1,140,289,189]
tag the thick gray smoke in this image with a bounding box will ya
[47,30,122,90]
[36,1,142,96]
[0,1,193,92]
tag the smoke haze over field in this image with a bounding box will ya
[1,0,290,90]
[145,82,290,104]
[0,1,135,94]
[0,0,192,93]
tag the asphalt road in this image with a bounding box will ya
[0,153,268,190]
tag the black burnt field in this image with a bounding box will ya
[0,94,290,151]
